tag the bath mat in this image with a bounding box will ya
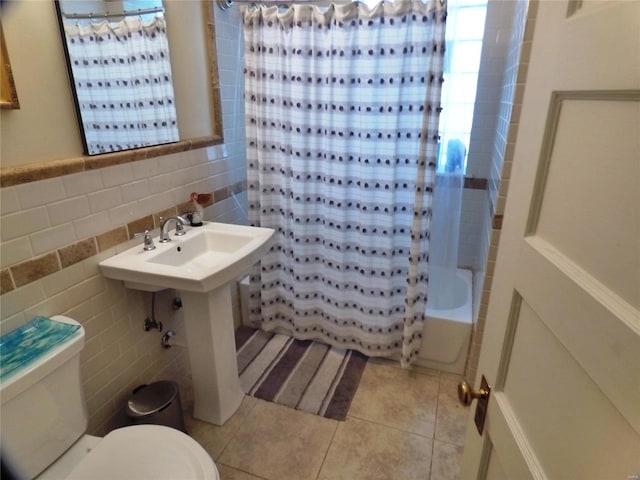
[235,326,368,421]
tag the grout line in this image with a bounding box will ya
[343,413,436,440]
[215,395,259,462]
[313,417,341,480]
[427,373,445,480]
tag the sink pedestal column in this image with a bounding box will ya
[179,285,244,426]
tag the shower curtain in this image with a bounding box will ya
[243,0,447,366]
[428,139,465,309]
[63,15,179,155]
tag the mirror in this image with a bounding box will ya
[54,0,180,156]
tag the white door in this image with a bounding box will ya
[460,1,640,479]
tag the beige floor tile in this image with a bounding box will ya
[318,417,432,480]
[348,360,440,437]
[430,440,464,480]
[218,399,338,480]
[435,375,468,446]
[185,396,258,460]
[216,464,264,480]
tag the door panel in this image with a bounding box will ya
[504,299,640,479]
[530,93,640,308]
[460,1,640,478]
[517,236,640,431]
[484,447,511,480]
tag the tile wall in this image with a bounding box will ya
[458,0,517,316]
[464,0,538,382]
[0,2,249,435]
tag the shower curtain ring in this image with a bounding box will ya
[217,0,234,11]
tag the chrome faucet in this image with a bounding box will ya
[159,216,188,243]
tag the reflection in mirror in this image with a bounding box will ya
[55,0,179,155]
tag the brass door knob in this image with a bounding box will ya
[458,380,490,406]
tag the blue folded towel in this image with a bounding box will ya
[0,316,81,382]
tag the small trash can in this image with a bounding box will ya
[125,380,186,433]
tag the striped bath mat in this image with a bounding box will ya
[235,326,368,421]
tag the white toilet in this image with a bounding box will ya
[0,315,220,480]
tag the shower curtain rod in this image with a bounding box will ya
[61,7,163,20]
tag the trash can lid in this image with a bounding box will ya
[126,381,178,418]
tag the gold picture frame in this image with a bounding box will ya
[1,21,20,109]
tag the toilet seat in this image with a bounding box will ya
[66,425,219,480]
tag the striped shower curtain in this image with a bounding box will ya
[63,15,179,155]
[244,0,447,366]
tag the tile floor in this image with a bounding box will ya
[182,358,469,480]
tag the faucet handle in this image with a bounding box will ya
[133,230,156,251]
[175,214,191,235]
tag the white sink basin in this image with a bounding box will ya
[99,222,274,293]
[99,221,274,426]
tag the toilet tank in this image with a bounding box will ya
[0,315,87,479]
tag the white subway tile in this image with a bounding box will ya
[0,188,20,215]
[147,171,181,194]
[40,261,88,297]
[1,207,50,241]
[120,179,150,203]
[74,211,111,240]
[208,158,232,176]
[88,187,123,213]
[186,179,214,196]
[30,223,77,255]
[182,164,210,185]
[83,351,117,389]
[136,193,174,218]
[108,201,141,227]
[0,311,26,336]
[157,152,186,173]
[63,170,104,197]
[47,196,91,226]
[207,144,227,160]
[101,164,134,188]
[178,150,199,168]
[1,237,34,266]
[83,369,110,400]
[1,281,46,320]
[82,310,114,341]
[16,178,67,209]
[210,172,232,190]
[189,148,209,166]
[161,188,182,208]
[132,157,160,180]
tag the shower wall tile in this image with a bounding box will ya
[465,0,537,383]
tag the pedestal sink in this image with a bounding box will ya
[99,222,274,425]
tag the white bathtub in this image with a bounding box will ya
[415,267,473,374]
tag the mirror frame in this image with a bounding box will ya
[0,21,20,110]
[0,0,223,187]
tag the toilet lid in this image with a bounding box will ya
[66,425,219,480]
